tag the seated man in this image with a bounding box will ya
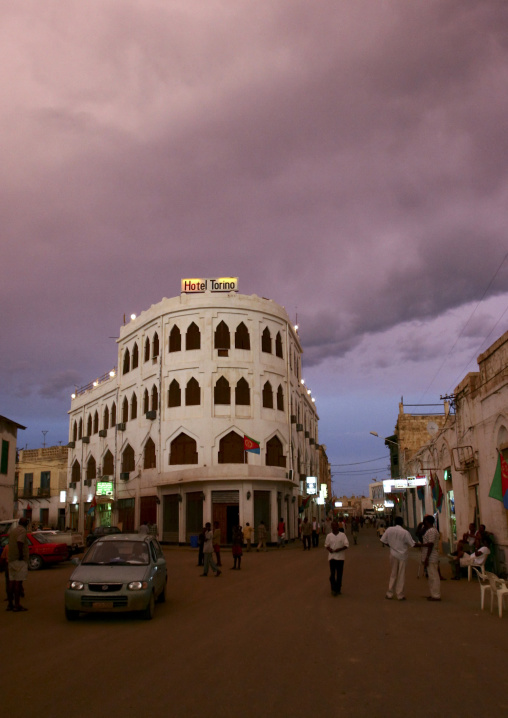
[475,524,492,550]
[450,545,490,579]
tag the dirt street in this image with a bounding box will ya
[1,526,506,718]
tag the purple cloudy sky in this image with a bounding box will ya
[2,1,508,496]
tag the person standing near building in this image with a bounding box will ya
[380,516,415,600]
[8,517,30,612]
[324,521,349,596]
[277,518,286,548]
[311,517,320,548]
[414,515,441,601]
[256,521,268,552]
[212,521,222,567]
[243,522,253,552]
[231,525,244,569]
[351,517,359,545]
[301,517,312,550]
[200,522,221,577]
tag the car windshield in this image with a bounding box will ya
[83,541,149,565]
[31,533,55,543]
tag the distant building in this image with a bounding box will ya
[66,283,325,543]
[0,414,25,520]
[16,446,68,528]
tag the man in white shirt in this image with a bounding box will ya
[450,545,490,579]
[380,516,415,601]
[324,521,349,596]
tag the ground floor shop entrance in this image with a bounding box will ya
[163,494,180,542]
[254,490,271,543]
[212,490,239,544]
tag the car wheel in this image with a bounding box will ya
[142,592,155,620]
[65,607,80,621]
[157,579,167,604]
[29,554,43,570]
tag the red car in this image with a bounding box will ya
[0,532,69,570]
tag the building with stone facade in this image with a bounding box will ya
[15,446,68,528]
[66,284,324,544]
[0,414,25,520]
[386,330,508,576]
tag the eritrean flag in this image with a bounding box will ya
[87,496,97,515]
[430,473,444,512]
[244,435,260,454]
[489,453,508,509]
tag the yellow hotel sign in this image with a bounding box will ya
[181,277,238,293]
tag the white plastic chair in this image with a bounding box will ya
[468,562,487,583]
[486,572,508,617]
[472,566,491,610]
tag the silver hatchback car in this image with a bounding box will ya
[64,534,167,621]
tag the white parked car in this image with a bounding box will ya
[37,530,84,556]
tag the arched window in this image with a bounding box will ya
[169,325,181,352]
[262,381,273,408]
[214,321,230,350]
[111,402,116,427]
[218,431,246,464]
[122,444,135,473]
[87,414,92,437]
[214,376,230,405]
[275,332,283,358]
[143,389,149,414]
[235,378,250,406]
[71,459,81,483]
[266,436,286,467]
[123,348,130,375]
[235,322,250,350]
[151,384,158,411]
[144,438,156,469]
[72,421,77,442]
[277,385,284,411]
[122,397,129,423]
[185,378,200,406]
[168,380,181,407]
[132,343,139,369]
[93,411,99,434]
[103,450,114,476]
[103,406,109,431]
[144,337,150,362]
[186,322,200,350]
[262,327,272,353]
[130,393,138,420]
[86,456,97,480]
[170,433,198,465]
[152,332,159,358]
[78,419,83,440]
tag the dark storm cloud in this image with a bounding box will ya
[2,0,508,449]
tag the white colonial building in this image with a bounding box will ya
[66,282,322,544]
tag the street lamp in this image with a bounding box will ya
[370,431,399,448]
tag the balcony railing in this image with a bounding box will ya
[37,487,51,497]
[75,368,117,397]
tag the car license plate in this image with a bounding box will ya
[92,602,110,609]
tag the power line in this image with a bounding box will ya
[419,250,508,401]
[446,299,508,393]
[329,455,388,466]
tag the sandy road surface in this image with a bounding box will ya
[1,527,506,718]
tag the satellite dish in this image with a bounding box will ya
[427,421,438,436]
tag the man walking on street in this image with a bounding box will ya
[414,515,441,601]
[380,516,415,600]
[324,521,349,596]
[312,517,320,547]
[200,522,222,577]
[256,521,268,552]
[243,522,253,552]
[8,517,30,612]
[301,517,312,550]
